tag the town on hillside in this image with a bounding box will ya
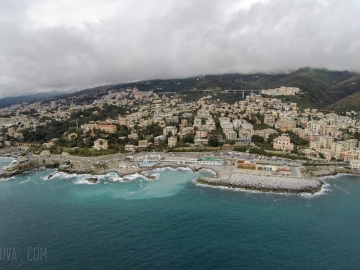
[1,85,360,171]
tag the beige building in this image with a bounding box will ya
[93,139,108,150]
[264,114,276,126]
[340,150,358,162]
[254,128,278,140]
[125,144,135,153]
[273,134,294,151]
[319,135,334,149]
[81,124,117,133]
[196,128,208,138]
[224,130,237,141]
[275,119,296,132]
[163,126,177,136]
[238,130,252,144]
[194,138,209,145]
[331,141,347,158]
[128,130,139,140]
[168,137,177,148]
[138,140,148,148]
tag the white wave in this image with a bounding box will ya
[123,173,143,181]
[50,172,92,180]
[48,172,73,179]
[20,176,31,184]
[199,168,217,176]
[300,181,332,199]
[96,175,108,181]
[319,173,360,181]
[107,175,126,182]
[151,167,177,172]
[319,174,341,180]
[0,175,17,182]
[73,178,97,185]
[150,173,160,180]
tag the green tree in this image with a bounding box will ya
[208,137,219,147]
[251,135,264,143]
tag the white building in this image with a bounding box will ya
[350,159,360,170]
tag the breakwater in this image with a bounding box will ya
[197,174,323,194]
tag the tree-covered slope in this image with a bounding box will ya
[2,68,360,110]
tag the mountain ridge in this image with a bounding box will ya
[1,68,360,111]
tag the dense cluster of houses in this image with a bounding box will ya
[1,86,360,170]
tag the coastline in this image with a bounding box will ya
[1,154,360,195]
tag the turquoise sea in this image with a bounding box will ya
[1,157,360,269]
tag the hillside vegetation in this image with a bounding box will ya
[327,91,360,112]
[2,68,360,111]
[67,67,360,110]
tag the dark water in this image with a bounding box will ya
[0,157,360,269]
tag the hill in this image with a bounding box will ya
[1,68,360,110]
[0,90,75,108]
[327,90,360,112]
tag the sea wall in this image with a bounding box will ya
[197,174,323,194]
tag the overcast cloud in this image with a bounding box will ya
[1,0,360,98]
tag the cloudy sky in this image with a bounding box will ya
[1,0,360,98]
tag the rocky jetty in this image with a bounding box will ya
[197,174,323,194]
[0,159,59,179]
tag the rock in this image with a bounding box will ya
[86,177,98,183]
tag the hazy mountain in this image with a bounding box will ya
[0,90,76,108]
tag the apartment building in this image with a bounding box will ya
[273,134,294,151]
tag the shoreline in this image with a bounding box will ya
[1,155,360,195]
